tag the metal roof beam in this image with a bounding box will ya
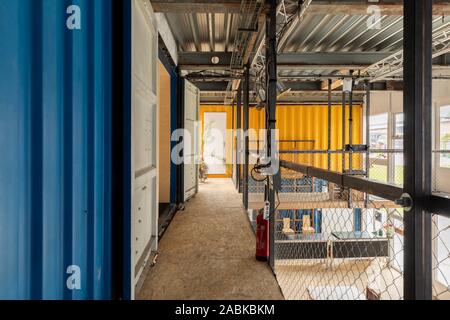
[178,52,232,70]
[308,0,450,16]
[151,0,243,13]
[151,1,450,15]
[363,22,450,81]
[179,51,393,70]
[196,80,403,92]
[277,52,392,66]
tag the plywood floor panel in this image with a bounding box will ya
[137,179,284,300]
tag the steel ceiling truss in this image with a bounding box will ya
[363,23,450,82]
[251,0,311,98]
[226,0,308,104]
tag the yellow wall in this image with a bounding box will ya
[201,104,363,174]
[276,105,363,171]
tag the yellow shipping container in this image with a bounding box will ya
[200,104,363,174]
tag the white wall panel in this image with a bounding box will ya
[184,81,200,201]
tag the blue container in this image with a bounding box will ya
[0,0,115,299]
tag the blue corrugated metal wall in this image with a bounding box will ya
[0,0,113,299]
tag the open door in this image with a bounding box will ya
[131,0,158,298]
[183,80,200,202]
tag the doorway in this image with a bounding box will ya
[200,106,233,179]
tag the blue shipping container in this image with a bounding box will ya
[0,0,116,299]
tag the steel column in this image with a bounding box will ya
[348,79,354,208]
[327,79,332,171]
[365,80,371,208]
[266,0,278,271]
[236,83,242,191]
[341,91,346,173]
[243,66,250,210]
[349,79,354,173]
[403,0,433,300]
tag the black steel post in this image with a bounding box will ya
[348,79,354,208]
[327,79,332,171]
[349,79,353,173]
[341,90,346,173]
[236,83,242,192]
[243,67,250,210]
[266,0,278,271]
[403,0,433,300]
[365,80,371,208]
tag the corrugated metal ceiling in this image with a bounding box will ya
[165,11,450,55]
[165,13,240,52]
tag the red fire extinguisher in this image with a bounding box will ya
[256,201,270,261]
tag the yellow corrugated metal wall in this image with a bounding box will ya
[201,104,363,173]
[276,105,363,171]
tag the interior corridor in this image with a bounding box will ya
[137,179,284,300]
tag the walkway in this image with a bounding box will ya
[137,179,284,300]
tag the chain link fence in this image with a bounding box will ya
[243,141,450,300]
[272,167,404,300]
[432,213,450,300]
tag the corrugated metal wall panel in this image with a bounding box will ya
[276,105,363,171]
[210,104,362,172]
[0,0,112,300]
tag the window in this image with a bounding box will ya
[393,113,404,185]
[369,113,388,152]
[369,113,388,182]
[393,113,404,138]
[439,106,450,168]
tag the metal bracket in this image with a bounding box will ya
[395,193,413,212]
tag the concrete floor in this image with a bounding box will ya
[137,178,284,300]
